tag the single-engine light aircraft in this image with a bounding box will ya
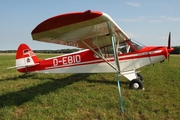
[12,10,174,90]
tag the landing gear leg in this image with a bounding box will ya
[136,73,143,81]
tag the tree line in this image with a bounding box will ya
[1,46,180,54]
[170,46,180,54]
[0,49,80,54]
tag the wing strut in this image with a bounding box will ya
[107,22,124,113]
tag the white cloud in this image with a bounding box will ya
[118,16,144,22]
[127,33,139,38]
[160,15,166,18]
[125,2,141,7]
[159,15,180,21]
[167,17,180,21]
[148,20,161,23]
[118,15,180,22]
[118,18,141,22]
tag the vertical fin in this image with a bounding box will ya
[16,44,39,72]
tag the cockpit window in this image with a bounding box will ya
[129,39,144,50]
[94,39,145,58]
[118,39,144,54]
[118,42,131,54]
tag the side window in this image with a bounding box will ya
[94,42,134,58]
[94,40,140,57]
[94,47,105,58]
[106,46,114,57]
[94,46,114,58]
[118,42,135,54]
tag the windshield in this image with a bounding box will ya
[129,39,145,50]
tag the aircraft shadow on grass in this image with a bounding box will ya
[0,73,128,108]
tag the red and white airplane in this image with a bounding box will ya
[11,10,174,90]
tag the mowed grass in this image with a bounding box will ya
[0,54,180,120]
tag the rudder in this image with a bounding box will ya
[16,43,40,69]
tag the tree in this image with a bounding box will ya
[171,46,180,54]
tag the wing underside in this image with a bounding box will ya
[31,10,129,49]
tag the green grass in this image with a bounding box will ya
[0,54,180,120]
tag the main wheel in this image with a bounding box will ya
[129,79,143,90]
[136,73,143,81]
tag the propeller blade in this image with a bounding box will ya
[168,32,171,49]
[167,32,173,62]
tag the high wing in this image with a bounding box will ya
[31,10,129,49]
[31,10,131,112]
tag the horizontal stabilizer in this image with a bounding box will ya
[7,63,40,69]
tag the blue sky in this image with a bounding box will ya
[1,0,180,50]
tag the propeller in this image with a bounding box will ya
[168,32,171,49]
[167,32,174,61]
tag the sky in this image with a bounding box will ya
[1,0,180,50]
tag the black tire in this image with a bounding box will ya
[136,73,143,81]
[129,79,143,90]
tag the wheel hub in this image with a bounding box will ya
[133,83,139,89]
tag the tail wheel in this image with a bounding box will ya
[130,79,143,90]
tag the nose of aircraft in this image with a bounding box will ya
[159,47,174,60]
[164,46,174,58]
[168,47,174,53]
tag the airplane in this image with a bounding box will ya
[10,10,174,90]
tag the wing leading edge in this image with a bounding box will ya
[31,10,129,49]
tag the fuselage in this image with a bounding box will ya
[17,45,172,74]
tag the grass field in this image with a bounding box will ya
[0,54,180,120]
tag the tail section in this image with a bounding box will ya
[15,43,40,72]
